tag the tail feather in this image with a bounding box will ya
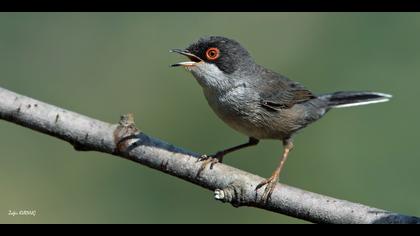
[322,91,392,108]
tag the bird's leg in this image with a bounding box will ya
[255,139,294,203]
[197,137,259,174]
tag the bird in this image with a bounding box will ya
[170,36,391,202]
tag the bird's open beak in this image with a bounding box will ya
[170,49,203,67]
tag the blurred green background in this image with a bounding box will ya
[0,12,419,223]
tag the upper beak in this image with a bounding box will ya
[170,49,202,67]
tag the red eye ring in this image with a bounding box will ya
[205,47,220,60]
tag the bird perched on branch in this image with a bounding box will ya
[171,36,391,202]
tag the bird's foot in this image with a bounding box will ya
[196,152,224,177]
[255,173,280,204]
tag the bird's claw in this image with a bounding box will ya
[196,152,224,177]
[255,174,279,204]
[197,154,212,162]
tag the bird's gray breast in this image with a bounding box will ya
[202,84,272,139]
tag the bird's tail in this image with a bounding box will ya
[321,91,392,108]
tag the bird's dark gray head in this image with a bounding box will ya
[187,36,254,74]
[171,36,256,90]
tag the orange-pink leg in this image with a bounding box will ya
[255,139,294,203]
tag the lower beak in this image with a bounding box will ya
[171,61,197,67]
[170,49,202,67]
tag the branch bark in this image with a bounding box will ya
[0,86,418,224]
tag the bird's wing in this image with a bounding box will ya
[257,69,316,111]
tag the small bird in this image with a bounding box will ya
[171,36,391,202]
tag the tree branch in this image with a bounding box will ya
[0,86,418,224]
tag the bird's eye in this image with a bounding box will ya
[205,47,220,61]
